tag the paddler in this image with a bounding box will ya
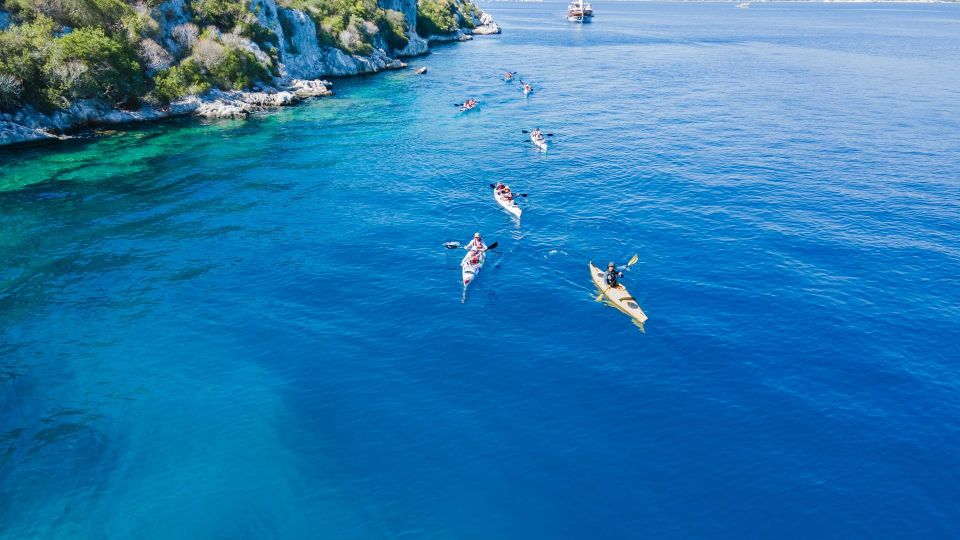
[504,71,513,80]
[464,98,477,108]
[523,83,532,94]
[494,182,513,201]
[605,261,624,288]
[531,127,543,141]
[465,232,487,254]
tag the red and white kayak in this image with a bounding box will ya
[493,184,522,218]
[461,249,486,286]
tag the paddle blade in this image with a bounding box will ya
[521,130,529,133]
[487,241,499,251]
[627,253,639,267]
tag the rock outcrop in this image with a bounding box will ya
[471,13,503,35]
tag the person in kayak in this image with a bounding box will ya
[504,72,514,81]
[605,261,624,288]
[464,98,477,108]
[464,233,486,265]
[465,232,487,253]
[523,83,532,94]
[494,182,514,202]
[531,127,543,141]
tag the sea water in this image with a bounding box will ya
[1,2,959,537]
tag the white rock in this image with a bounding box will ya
[472,23,501,35]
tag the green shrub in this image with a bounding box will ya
[0,15,56,110]
[5,0,133,32]
[459,15,475,30]
[208,46,268,90]
[238,20,279,49]
[379,9,408,51]
[153,43,268,102]
[153,58,210,102]
[319,14,344,47]
[0,74,24,111]
[45,26,145,105]
[120,12,160,45]
[191,0,246,28]
[416,0,456,36]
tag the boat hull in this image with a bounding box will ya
[530,133,547,152]
[494,186,522,218]
[589,262,648,324]
[462,251,486,286]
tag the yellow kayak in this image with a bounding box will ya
[589,262,648,325]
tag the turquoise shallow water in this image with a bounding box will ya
[2,2,960,537]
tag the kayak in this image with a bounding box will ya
[530,133,548,152]
[589,261,648,325]
[493,184,522,218]
[415,67,427,75]
[462,249,486,286]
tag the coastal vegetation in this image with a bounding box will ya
[0,0,482,113]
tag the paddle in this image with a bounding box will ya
[522,130,555,137]
[445,240,500,251]
[595,254,639,301]
[488,184,527,197]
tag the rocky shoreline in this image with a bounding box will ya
[0,78,337,145]
[0,2,501,148]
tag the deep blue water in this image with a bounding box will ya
[2,2,960,537]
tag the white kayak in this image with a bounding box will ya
[589,261,648,325]
[462,250,487,286]
[530,133,548,152]
[493,185,522,218]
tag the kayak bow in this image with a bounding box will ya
[462,250,486,286]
